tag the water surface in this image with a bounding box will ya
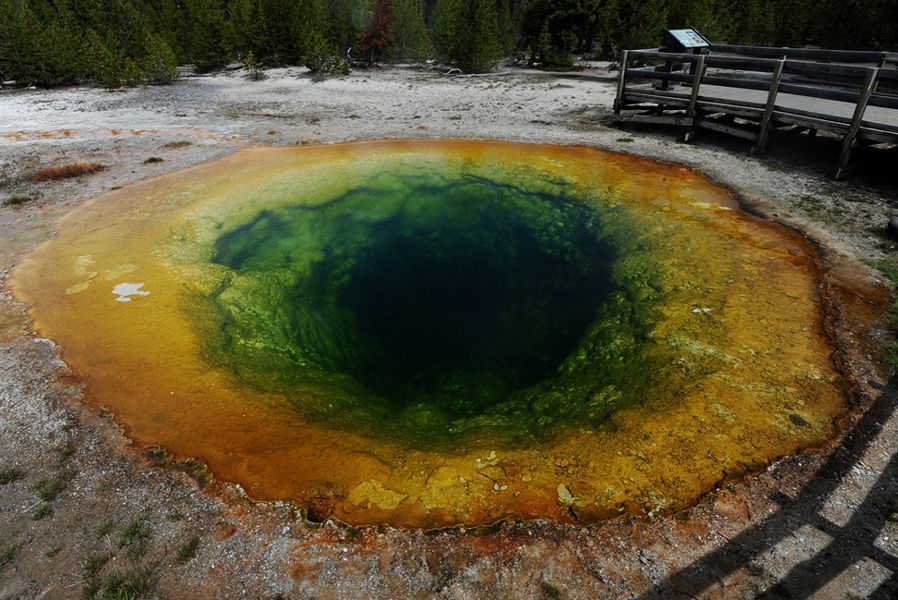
[10,140,845,527]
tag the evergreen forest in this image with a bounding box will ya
[1,0,896,87]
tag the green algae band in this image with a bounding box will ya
[205,170,660,446]
[10,141,846,528]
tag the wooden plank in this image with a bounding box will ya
[778,82,860,103]
[624,96,690,110]
[694,118,760,140]
[710,44,887,64]
[696,95,766,111]
[878,68,898,82]
[705,55,779,71]
[624,89,691,103]
[701,74,772,92]
[777,72,865,89]
[696,102,764,120]
[867,93,898,110]
[623,87,690,100]
[770,106,898,133]
[857,128,898,144]
[614,49,628,114]
[783,60,870,79]
[625,68,694,83]
[861,118,898,134]
[771,112,849,135]
[776,105,851,125]
[628,50,702,63]
[753,59,785,154]
[836,67,880,179]
[610,114,694,126]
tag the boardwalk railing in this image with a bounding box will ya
[612,44,898,178]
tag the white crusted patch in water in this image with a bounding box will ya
[112,282,150,303]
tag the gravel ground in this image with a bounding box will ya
[1,64,897,599]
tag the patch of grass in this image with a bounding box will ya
[32,503,54,520]
[34,475,67,502]
[616,137,635,143]
[118,515,152,557]
[177,459,210,488]
[83,578,101,600]
[0,467,24,485]
[82,552,112,579]
[175,536,200,563]
[25,161,105,182]
[145,447,211,488]
[144,445,168,465]
[143,157,164,164]
[96,519,115,539]
[886,343,898,369]
[866,257,898,284]
[2,195,32,206]
[1,543,19,567]
[81,552,113,600]
[102,566,155,600]
[865,258,898,368]
[540,580,562,599]
[57,441,75,462]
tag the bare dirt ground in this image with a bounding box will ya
[1,64,898,599]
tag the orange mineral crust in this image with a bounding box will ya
[9,140,845,527]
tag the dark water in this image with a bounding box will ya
[208,171,653,444]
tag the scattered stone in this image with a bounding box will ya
[887,216,898,240]
[557,484,575,505]
[789,413,810,428]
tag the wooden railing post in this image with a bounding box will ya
[686,54,706,118]
[682,54,706,141]
[753,58,785,155]
[614,50,629,114]
[835,66,879,179]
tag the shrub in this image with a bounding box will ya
[26,162,105,182]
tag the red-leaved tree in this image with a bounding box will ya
[359,0,397,65]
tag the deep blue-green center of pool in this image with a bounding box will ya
[205,171,659,446]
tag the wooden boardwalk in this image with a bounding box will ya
[612,44,898,178]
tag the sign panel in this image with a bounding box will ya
[667,29,710,49]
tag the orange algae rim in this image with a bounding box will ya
[6,139,851,528]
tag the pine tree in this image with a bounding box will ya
[2,0,897,88]
[392,0,429,62]
[435,0,504,73]
[185,0,229,70]
[596,0,668,56]
[142,33,178,83]
[83,28,127,87]
[327,0,363,56]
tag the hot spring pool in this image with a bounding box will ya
[10,140,846,527]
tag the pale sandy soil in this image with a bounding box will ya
[1,64,897,599]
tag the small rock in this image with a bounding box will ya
[557,483,576,505]
[888,216,898,240]
[789,413,810,428]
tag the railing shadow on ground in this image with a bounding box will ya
[638,376,898,599]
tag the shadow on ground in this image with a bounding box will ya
[612,121,898,198]
[638,377,898,599]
